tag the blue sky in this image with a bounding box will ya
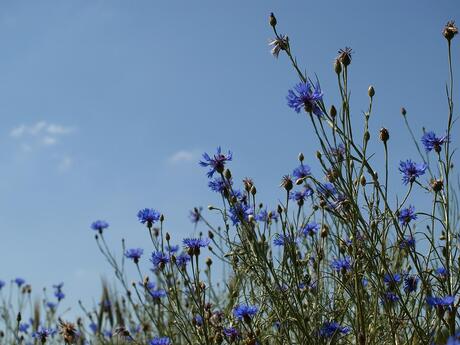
[0,0,459,315]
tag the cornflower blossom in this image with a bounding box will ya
[398,160,427,185]
[287,81,323,116]
[301,222,319,237]
[292,163,311,181]
[319,322,350,338]
[331,257,352,273]
[233,305,258,321]
[199,147,232,178]
[398,206,417,225]
[137,208,161,227]
[150,251,170,269]
[228,203,253,225]
[421,131,448,153]
[91,220,109,233]
[125,248,144,263]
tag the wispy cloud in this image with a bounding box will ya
[10,121,74,151]
[58,156,73,173]
[168,149,200,164]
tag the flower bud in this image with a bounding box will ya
[280,175,293,192]
[368,86,375,98]
[401,107,407,116]
[360,175,366,186]
[269,12,277,27]
[224,168,232,180]
[431,179,443,192]
[379,128,389,143]
[298,152,304,162]
[321,225,329,238]
[334,59,342,74]
[250,185,257,196]
[330,105,337,118]
[364,131,370,142]
[206,257,213,266]
[443,20,458,41]
[165,232,170,241]
[160,214,165,222]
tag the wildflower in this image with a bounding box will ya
[0,280,4,290]
[443,21,458,41]
[255,208,278,223]
[269,35,288,58]
[436,267,448,278]
[208,177,230,193]
[175,253,191,269]
[331,257,352,273]
[426,295,455,308]
[46,302,57,311]
[33,327,53,342]
[384,273,402,289]
[317,183,337,198]
[330,144,345,162]
[58,320,77,344]
[193,315,203,327]
[14,278,25,287]
[91,220,109,233]
[233,304,258,322]
[398,206,417,225]
[150,251,170,270]
[19,323,30,333]
[149,289,167,300]
[399,160,427,185]
[166,244,179,253]
[125,248,144,263]
[273,233,298,246]
[337,47,353,67]
[404,275,419,293]
[289,186,314,203]
[399,236,416,249]
[228,203,253,225]
[199,147,233,178]
[53,283,65,301]
[89,322,97,334]
[149,337,172,345]
[293,163,311,181]
[183,238,210,256]
[223,327,240,341]
[137,208,161,228]
[287,81,323,115]
[319,322,350,338]
[301,222,319,237]
[421,131,448,153]
[381,292,399,305]
[189,207,202,224]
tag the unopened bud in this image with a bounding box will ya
[360,175,366,186]
[250,186,257,196]
[334,59,342,74]
[368,86,375,98]
[269,12,277,27]
[330,105,337,118]
[224,169,232,180]
[379,128,389,143]
[165,232,170,241]
[401,107,407,116]
[160,214,165,222]
[298,152,304,162]
[364,131,370,142]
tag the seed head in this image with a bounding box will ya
[337,47,353,67]
[443,21,458,41]
[280,175,293,192]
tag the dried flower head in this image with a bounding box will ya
[443,21,458,41]
[337,47,353,67]
[268,35,289,58]
[59,320,77,344]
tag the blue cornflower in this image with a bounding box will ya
[289,186,314,203]
[175,253,191,269]
[287,81,323,116]
[52,283,65,301]
[19,323,29,333]
[0,280,5,290]
[193,315,203,326]
[125,248,144,263]
[166,245,179,253]
[399,160,427,185]
[421,131,448,153]
[381,292,400,305]
[89,322,98,334]
[301,222,319,237]
[398,206,417,225]
[189,207,202,224]
[228,204,253,225]
[150,251,170,269]
[331,144,346,161]
[233,304,258,322]
[426,295,455,308]
[149,289,167,300]
[103,330,112,338]
[91,220,109,233]
[331,257,352,273]
[223,327,240,341]
[399,236,416,249]
[384,273,402,289]
[436,267,448,278]
[292,163,311,181]
[447,336,460,345]
[255,208,278,223]
[14,278,25,287]
[199,147,233,178]
[404,275,419,293]
[317,183,337,198]
[208,177,231,193]
[149,337,172,345]
[33,327,53,342]
[137,208,161,227]
[273,233,298,246]
[183,238,210,256]
[319,322,350,338]
[47,302,57,311]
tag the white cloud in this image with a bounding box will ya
[10,121,74,151]
[42,136,57,146]
[10,125,26,138]
[169,150,199,163]
[47,124,73,135]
